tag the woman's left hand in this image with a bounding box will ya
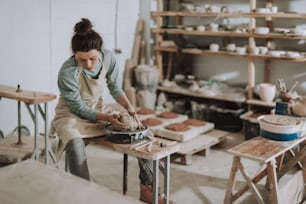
[128,111,144,129]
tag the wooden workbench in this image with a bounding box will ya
[89,136,179,204]
[0,160,142,204]
[0,84,57,164]
[224,136,306,204]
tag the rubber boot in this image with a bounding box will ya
[139,184,174,204]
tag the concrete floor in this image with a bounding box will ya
[57,131,295,204]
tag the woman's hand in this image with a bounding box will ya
[128,111,144,129]
[97,112,128,130]
[108,113,128,130]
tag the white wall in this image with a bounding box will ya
[0,0,140,135]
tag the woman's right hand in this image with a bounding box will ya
[108,113,128,130]
[97,112,128,130]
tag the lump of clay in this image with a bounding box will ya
[165,122,190,132]
[157,111,178,119]
[137,107,155,115]
[141,117,163,126]
[117,112,138,131]
[183,119,205,126]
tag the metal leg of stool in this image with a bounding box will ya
[65,152,69,172]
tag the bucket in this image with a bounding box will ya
[134,65,159,91]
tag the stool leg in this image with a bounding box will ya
[224,156,239,204]
[65,153,69,172]
[123,154,128,195]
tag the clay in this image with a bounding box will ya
[137,107,155,115]
[165,122,190,132]
[183,119,205,126]
[141,117,163,126]
[117,113,138,131]
[157,111,178,119]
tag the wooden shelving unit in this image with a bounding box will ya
[152,0,306,106]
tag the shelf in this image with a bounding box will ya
[152,28,306,40]
[152,0,306,108]
[154,47,306,62]
[152,11,306,19]
[158,86,246,104]
[152,28,249,37]
[247,99,275,108]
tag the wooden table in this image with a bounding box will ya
[0,159,142,204]
[89,136,179,204]
[0,84,57,164]
[224,136,306,204]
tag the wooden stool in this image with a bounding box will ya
[224,136,306,204]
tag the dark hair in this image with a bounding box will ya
[71,18,103,53]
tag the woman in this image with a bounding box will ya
[52,18,172,204]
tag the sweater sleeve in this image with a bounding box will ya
[57,58,97,121]
[103,49,125,99]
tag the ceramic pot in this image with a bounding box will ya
[259,83,276,102]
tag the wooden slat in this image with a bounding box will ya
[151,11,306,19]
[0,84,56,104]
[88,136,179,161]
[227,136,306,163]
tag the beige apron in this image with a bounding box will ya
[52,62,116,158]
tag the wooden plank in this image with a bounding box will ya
[140,39,146,64]
[88,136,179,161]
[177,129,228,154]
[172,129,228,165]
[131,20,144,64]
[0,160,142,204]
[0,84,57,104]
[227,136,306,163]
[156,122,214,142]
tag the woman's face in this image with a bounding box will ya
[75,49,99,71]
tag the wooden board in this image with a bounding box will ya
[155,122,214,142]
[172,129,228,165]
[0,160,142,204]
[154,114,189,125]
[0,84,57,104]
[89,136,179,161]
[228,136,306,163]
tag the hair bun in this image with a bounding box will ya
[74,18,93,35]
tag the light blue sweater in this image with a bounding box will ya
[57,48,124,121]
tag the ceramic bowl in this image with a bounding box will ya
[197,25,206,32]
[254,27,270,34]
[259,46,268,54]
[255,8,270,13]
[294,29,306,36]
[268,50,283,57]
[226,43,236,52]
[185,26,194,31]
[258,115,304,141]
[235,46,247,54]
[286,51,300,58]
[249,47,260,55]
[209,43,219,52]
